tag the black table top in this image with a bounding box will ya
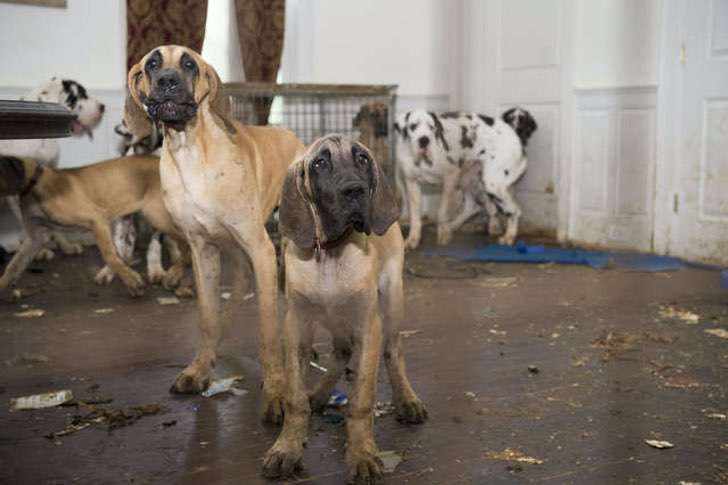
[0,100,76,140]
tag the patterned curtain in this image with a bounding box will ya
[126,0,209,71]
[234,0,286,124]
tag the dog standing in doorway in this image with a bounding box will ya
[395,108,537,248]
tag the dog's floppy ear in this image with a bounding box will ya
[204,63,231,119]
[369,156,400,236]
[279,162,316,250]
[124,62,153,139]
[0,156,26,197]
[429,111,449,151]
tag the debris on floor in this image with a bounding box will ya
[378,450,403,473]
[591,330,640,359]
[13,308,46,318]
[703,411,726,420]
[309,361,328,373]
[658,305,700,324]
[5,353,49,366]
[464,391,477,399]
[10,390,74,411]
[220,291,232,300]
[527,365,540,374]
[156,296,180,306]
[645,439,674,449]
[704,328,728,340]
[327,389,348,407]
[661,374,702,389]
[485,448,544,465]
[374,401,396,418]
[45,402,163,439]
[474,276,518,289]
[94,308,114,315]
[400,329,423,338]
[242,292,255,301]
[201,376,246,397]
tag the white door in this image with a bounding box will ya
[659,0,728,264]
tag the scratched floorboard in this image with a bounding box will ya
[1,230,726,484]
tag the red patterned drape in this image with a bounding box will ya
[126,0,209,71]
[234,0,286,124]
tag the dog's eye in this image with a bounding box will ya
[312,157,327,170]
[183,59,196,70]
[356,152,370,165]
[147,59,159,70]
[409,123,418,131]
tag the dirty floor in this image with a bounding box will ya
[1,231,727,484]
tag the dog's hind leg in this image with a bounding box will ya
[403,177,423,249]
[380,265,427,424]
[0,225,50,300]
[146,232,166,284]
[436,171,460,245]
[95,216,136,285]
[489,187,521,246]
[262,303,310,479]
[90,220,145,296]
[444,194,483,237]
[170,235,220,394]
[53,232,83,256]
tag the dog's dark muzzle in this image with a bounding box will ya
[146,70,198,123]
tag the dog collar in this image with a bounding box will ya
[20,164,43,198]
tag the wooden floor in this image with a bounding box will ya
[1,231,726,484]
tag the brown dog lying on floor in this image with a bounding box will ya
[0,154,188,298]
[263,135,427,484]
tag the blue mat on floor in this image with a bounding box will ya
[424,241,684,271]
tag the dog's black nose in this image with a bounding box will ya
[341,182,366,199]
[418,136,430,149]
[99,103,105,113]
[157,73,180,91]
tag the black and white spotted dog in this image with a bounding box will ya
[395,108,536,248]
[0,78,105,260]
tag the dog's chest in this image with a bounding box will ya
[287,243,375,309]
[159,145,228,238]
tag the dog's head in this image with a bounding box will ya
[502,107,537,147]
[353,102,389,138]
[0,156,27,197]
[394,110,448,163]
[124,45,230,137]
[279,134,400,250]
[26,78,105,139]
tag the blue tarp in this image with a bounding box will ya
[423,241,684,272]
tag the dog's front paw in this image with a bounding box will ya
[262,439,304,479]
[488,219,503,236]
[94,266,115,286]
[347,449,384,485]
[34,248,55,261]
[436,224,453,245]
[121,270,146,297]
[498,234,516,246]
[404,235,420,250]
[169,365,211,394]
[162,266,184,289]
[174,285,195,298]
[60,243,83,256]
[147,267,166,285]
[396,398,428,424]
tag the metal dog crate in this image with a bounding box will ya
[223,82,398,178]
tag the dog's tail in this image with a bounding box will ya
[0,156,28,197]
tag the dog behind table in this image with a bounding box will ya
[263,134,426,484]
[0,154,188,300]
[395,108,537,248]
[0,78,106,260]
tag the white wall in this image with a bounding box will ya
[282,0,454,111]
[573,0,660,89]
[0,0,126,91]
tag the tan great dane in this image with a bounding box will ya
[124,45,303,423]
[263,135,427,484]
